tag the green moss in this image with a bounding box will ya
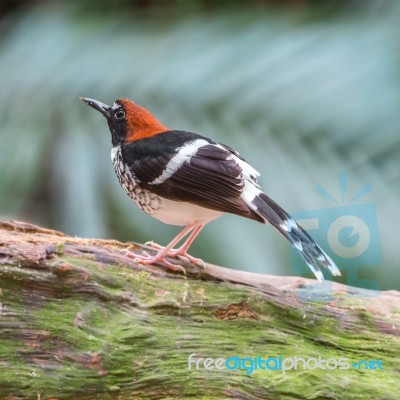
[1,250,399,399]
[56,242,65,254]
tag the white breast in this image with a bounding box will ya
[152,198,223,226]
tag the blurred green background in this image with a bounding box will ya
[1,0,399,291]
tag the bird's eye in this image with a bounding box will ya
[115,109,125,120]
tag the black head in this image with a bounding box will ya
[80,97,127,146]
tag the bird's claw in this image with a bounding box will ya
[121,247,186,274]
[120,248,134,256]
[176,253,206,268]
[144,240,163,250]
[134,253,186,274]
[141,242,205,267]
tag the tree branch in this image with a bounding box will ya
[0,220,399,399]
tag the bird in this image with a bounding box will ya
[80,97,341,281]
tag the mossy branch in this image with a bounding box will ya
[0,220,399,399]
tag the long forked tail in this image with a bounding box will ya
[252,192,341,282]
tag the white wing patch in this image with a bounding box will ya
[215,145,261,208]
[150,139,209,185]
[228,153,260,182]
[280,218,298,232]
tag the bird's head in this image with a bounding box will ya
[80,97,168,146]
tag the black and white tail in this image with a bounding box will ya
[252,192,341,282]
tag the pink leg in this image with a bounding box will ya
[123,223,198,272]
[144,225,205,266]
[169,225,205,265]
[177,225,204,253]
[144,225,196,251]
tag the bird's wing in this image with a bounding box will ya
[123,131,263,221]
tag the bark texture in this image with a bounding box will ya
[0,220,399,399]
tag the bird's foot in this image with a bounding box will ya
[144,241,205,267]
[121,249,186,274]
[173,250,205,267]
[144,240,164,250]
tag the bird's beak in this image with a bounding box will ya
[79,97,111,118]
